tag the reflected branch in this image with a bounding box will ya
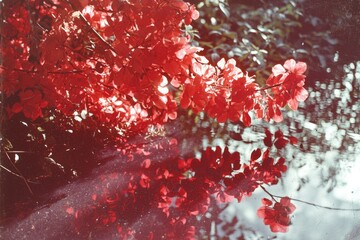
[260,185,278,202]
[261,186,360,211]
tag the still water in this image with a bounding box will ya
[207,60,360,239]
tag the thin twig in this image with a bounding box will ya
[97,81,116,90]
[259,83,283,91]
[1,66,83,75]
[5,150,34,153]
[272,194,360,211]
[48,70,83,74]
[0,164,23,179]
[77,12,118,56]
[3,149,34,195]
[260,185,278,202]
[0,164,38,184]
[261,186,360,211]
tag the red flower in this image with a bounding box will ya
[257,197,296,233]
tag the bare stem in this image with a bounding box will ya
[260,185,278,202]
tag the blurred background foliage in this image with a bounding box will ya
[187,0,358,85]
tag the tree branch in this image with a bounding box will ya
[1,66,83,75]
[76,12,119,56]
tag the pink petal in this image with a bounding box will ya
[288,98,298,110]
[217,58,226,69]
[294,61,307,74]
[272,64,286,76]
[273,107,283,122]
[175,49,186,59]
[168,111,177,120]
[295,88,308,101]
[273,114,283,123]
[191,8,199,20]
[283,59,296,72]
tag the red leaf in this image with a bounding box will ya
[251,148,261,161]
[11,102,23,113]
[274,130,283,139]
[261,198,272,206]
[264,129,273,147]
[274,138,288,149]
[242,112,251,126]
[288,136,298,145]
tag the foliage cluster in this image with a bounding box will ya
[0,0,311,237]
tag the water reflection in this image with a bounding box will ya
[188,60,360,239]
[287,60,360,190]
